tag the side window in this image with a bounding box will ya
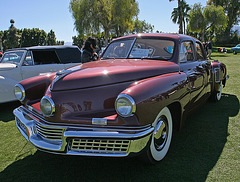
[23,51,34,66]
[179,41,195,63]
[196,42,205,60]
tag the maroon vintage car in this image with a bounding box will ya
[13,33,228,163]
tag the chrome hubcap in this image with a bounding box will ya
[153,116,168,151]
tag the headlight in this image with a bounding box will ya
[40,96,55,117]
[14,84,25,101]
[115,94,136,117]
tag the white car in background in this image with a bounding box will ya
[0,45,82,103]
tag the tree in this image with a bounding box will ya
[21,28,47,47]
[3,19,20,50]
[169,0,183,34]
[46,30,57,45]
[171,0,190,34]
[69,0,139,45]
[188,3,228,41]
[112,0,139,37]
[207,0,240,44]
[131,19,154,34]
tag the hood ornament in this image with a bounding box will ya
[50,69,72,90]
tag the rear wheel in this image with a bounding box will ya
[210,81,223,102]
[144,107,173,163]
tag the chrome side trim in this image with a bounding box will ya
[215,68,220,83]
[14,106,154,157]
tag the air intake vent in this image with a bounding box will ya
[71,138,130,153]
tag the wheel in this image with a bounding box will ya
[233,51,237,55]
[216,81,223,101]
[144,107,173,163]
[210,81,222,102]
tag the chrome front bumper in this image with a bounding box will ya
[14,106,154,157]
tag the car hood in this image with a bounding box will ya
[51,59,179,91]
[0,63,17,71]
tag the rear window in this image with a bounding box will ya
[32,51,60,65]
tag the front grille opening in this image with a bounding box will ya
[71,138,130,154]
[35,122,64,141]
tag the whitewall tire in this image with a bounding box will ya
[146,107,173,163]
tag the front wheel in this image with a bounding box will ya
[233,51,237,55]
[143,107,173,163]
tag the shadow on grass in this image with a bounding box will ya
[0,94,239,182]
[0,101,20,122]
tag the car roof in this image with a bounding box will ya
[5,45,80,52]
[112,33,198,42]
[4,45,82,64]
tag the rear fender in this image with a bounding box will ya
[211,60,227,93]
[120,72,188,125]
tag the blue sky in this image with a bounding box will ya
[1,0,208,43]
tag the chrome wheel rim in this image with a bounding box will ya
[153,116,168,151]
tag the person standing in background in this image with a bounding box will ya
[81,36,98,63]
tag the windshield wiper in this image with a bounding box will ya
[101,57,116,60]
[141,56,169,60]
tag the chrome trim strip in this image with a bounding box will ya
[14,106,154,157]
[215,68,220,83]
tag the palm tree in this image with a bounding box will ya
[181,1,191,34]
[171,0,190,34]
[169,0,182,34]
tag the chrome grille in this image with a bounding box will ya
[35,123,64,140]
[71,138,130,153]
[16,117,28,136]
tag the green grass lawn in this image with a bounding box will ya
[0,53,239,182]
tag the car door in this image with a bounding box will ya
[21,50,66,80]
[179,40,206,110]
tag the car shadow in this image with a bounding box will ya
[0,94,239,181]
[0,101,20,122]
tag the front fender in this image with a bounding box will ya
[120,72,189,125]
[0,76,19,103]
[19,73,56,105]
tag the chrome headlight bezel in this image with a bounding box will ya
[40,96,55,117]
[115,94,136,117]
[14,83,25,101]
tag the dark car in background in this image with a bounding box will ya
[13,33,228,163]
[0,45,82,103]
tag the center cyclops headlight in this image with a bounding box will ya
[14,84,25,101]
[115,94,136,117]
[40,96,55,117]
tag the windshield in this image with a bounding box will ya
[0,51,25,64]
[102,37,175,60]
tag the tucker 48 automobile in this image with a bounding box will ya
[13,34,228,163]
[0,45,82,103]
